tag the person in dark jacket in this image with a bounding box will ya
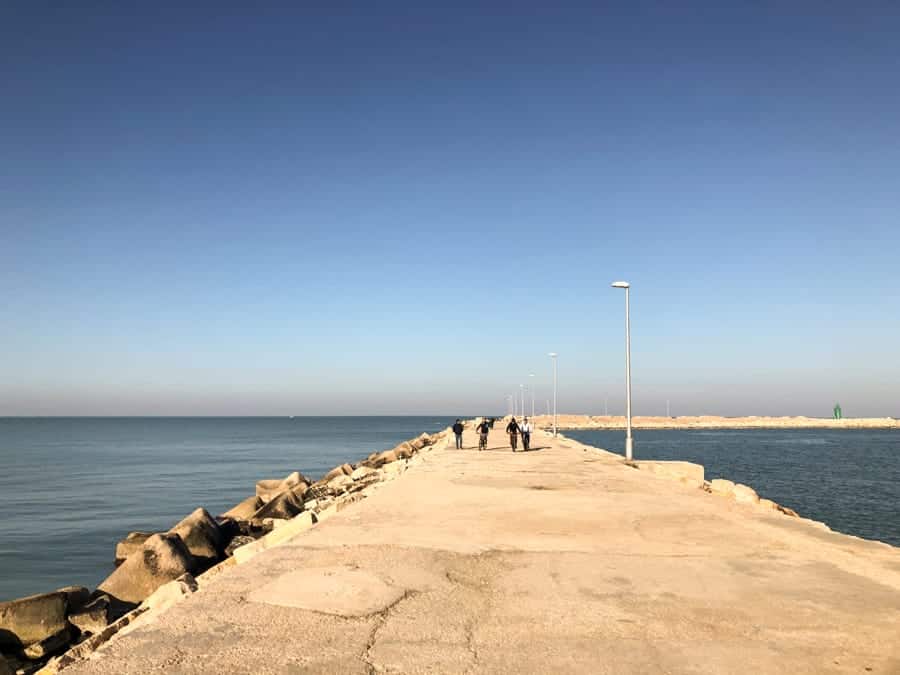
[475,419,491,451]
[506,417,520,452]
[452,419,464,449]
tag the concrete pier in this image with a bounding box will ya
[64,426,900,674]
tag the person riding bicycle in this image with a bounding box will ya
[476,419,490,451]
[506,417,520,452]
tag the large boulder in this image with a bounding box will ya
[371,450,399,468]
[141,573,197,612]
[168,508,222,564]
[709,478,735,497]
[67,596,110,637]
[351,466,378,481]
[23,627,71,659]
[326,474,354,493]
[409,435,428,451]
[250,490,305,522]
[256,471,308,504]
[114,532,155,566]
[221,496,261,520]
[98,533,195,604]
[732,483,760,505]
[295,481,310,497]
[224,535,256,558]
[0,591,67,650]
[56,586,90,614]
[321,464,352,483]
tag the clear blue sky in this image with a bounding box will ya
[2,2,899,416]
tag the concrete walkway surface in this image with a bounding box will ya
[65,426,900,674]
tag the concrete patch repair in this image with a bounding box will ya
[247,567,406,618]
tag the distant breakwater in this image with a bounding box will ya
[533,414,900,430]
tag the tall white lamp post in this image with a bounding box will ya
[519,384,525,422]
[548,352,558,437]
[611,281,634,460]
[529,373,535,418]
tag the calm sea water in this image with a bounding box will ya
[0,417,451,602]
[2,421,898,603]
[565,428,900,549]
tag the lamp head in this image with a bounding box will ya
[548,352,557,358]
[611,281,630,289]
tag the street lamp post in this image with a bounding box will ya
[611,281,634,460]
[529,373,535,418]
[519,384,525,422]
[548,353,558,437]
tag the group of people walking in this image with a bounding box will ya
[454,417,532,452]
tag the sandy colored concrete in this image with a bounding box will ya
[530,414,900,429]
[65,428,900,674]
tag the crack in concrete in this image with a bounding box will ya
[360,589,419,674]
[462,616,480,674]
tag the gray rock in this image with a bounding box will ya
[224,535,256,557]
[168,508,222,564]
[220,495,261,520]
[23,627,71,660]
[56,586,90,614]
[141,573,197,612]
[0,591,67,650]
[327,474,354,493]
[291,482,309,500]
[373,450,399,467]
[351,465,377,481]
[256,471,308,504]
[321,465,346,482]
[114,532,155,566]
[68,596,110,636]
[98,533,195,604]
[250,489,305,522]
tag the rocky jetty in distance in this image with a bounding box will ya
[0,429,448,675]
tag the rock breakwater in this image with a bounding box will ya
[0,428,450,675]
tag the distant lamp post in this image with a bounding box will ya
[519,384,525,422]
[611,281,634,460]
[548,353,558,437]
[529,373,535,418]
